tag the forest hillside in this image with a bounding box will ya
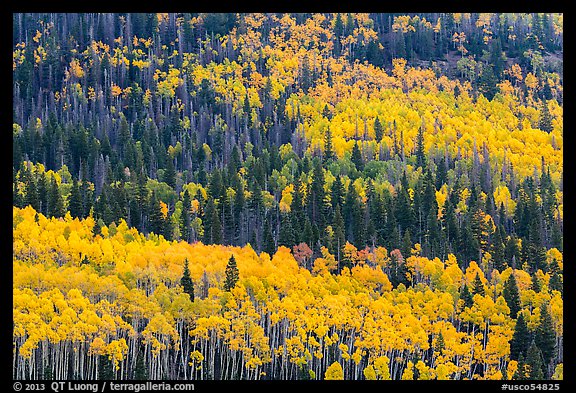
[13,13,562,381]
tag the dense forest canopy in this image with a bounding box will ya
[13,13,562,381]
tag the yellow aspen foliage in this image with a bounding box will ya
[546,248,563,270]
[435,361,458,380]
[325,361,344,380]
[372,355,391,379]
[401,361,414,380]
[12,204,562,380]
[507,360,518,380]
[494,185,516,216]
[552,364,563,380]
[525,72,538,90]
[363,365,377,380]
[159,201,169,219]
[111,83,123,97]
[69,59,84,79]
[415,360,434,380]
[106,339,129,371]
[279,184,294,213]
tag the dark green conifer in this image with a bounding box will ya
[503,272,522,318]
[510,312,531,361]
[224,254,239,292]
[181,258,194,302]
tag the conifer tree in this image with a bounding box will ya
[478,64,498,100]
[538,100,553,133]
[351,141,364,172]
[534,303,556,369]
[134,347,148,380]
[548,268,562,294]
[435,157,448,189]
[491,225,507,272]
[530,274,541,293]
[180,189,191,242]
[290,179,305,237]
[471,272,486,297]
[68,177,83,218]
[181,258,194,302]
[526,341,545,380]
[224,254,239,291]
[510,312,531,361]
[47,175,65,218]
[513,353,528,380]
[279,213,296,249]
[263,216,276,255]
[25,176,40,212]
[460,283,474,310]
[401,230,412,260]
[43,365,54,380]
[331,176,345,212]
[164,158,177,189]
[374,116,383,142]
[396,172,414,233]
[415,123,426,168]
[210,203,223,244]
[332,204,346,261]
[98,355,114,380]
[310,160,326,228]
[149,192,166,237]
[503,272,522,318]
[323,127,335,163]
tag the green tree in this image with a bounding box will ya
[134,347,148,380]
[332,204,346,262]
[43,365,53,380]
[526,341,545,380]
[534,303,556,369]
[98,355,114,380]
[164,158,177,189]
[181,258,195,302]
[478,64,498,100]
[290,179,305,238]
[148,192,167,238]
[262,216,276,255]
[344,182,365,248]
[331,175,345,212]
[224,254,239,292]
[180,189,192,242]
[503,272,522,319]
[68,177,83,218]
[395,172,414,233]
[531,274,541,293]
[510,312,531,361]
[210,201,223,244]
[415,122,426,169]
[47,175,65,218]
[491,225,507,272]
[538,100,553,133]
[401,230,412,260]
[279,212,296,249]
[300,54,312,93]
[460,283,474,310]
[351,141,364,172]
[374,116,383,142]
[471,272,486,297]
[323,127,335,163]
[548,262,562,294]
[310,160,326,229]
[24,176,40,212]
[513,353,528,380]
